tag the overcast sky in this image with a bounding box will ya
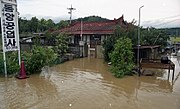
[17,0,180,28]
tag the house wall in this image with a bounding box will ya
[86,34,110,58]
[101,35,105,44]
[96,45,104,58]
[87,35,93,57]
[70,34,110,58]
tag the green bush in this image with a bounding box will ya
[0,54,4,74]
[0,46,57,75]
[54,33,69,56]
[6,52,20,75]
[110,38,134,78]
[0,52,20,75]
[24,46,57,74]
[103,36,115,62]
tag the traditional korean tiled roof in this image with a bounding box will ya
[58,15,129,35]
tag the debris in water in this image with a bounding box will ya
[69,104,72,107]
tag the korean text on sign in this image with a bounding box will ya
[1,3,18,51]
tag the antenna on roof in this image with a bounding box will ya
[67,5,76,24]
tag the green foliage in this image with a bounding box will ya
[103,36,115,62]
[6,52,20,74]
[165,27,180,36]
[76,16,109,22]
[18,16,109,34]
[39,18,47,32]
[54,33,69,56]
[0,46,57,75]
[29,17,39,32]
[103,25,135,62]
[110,38,134,78]
[0,54,4,74]
[0,52,20,75]
[56,20,69,29]
[19,17,30,33]
[103,25,135,78]
[19,17,55,34]
[114,25,126,38]
[141,27,169,47]
[170,37,180,44]
[46,19,55,29]
[44,32,56,45]
[24,46,57,74]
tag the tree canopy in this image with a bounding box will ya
[141,27,169,47]
[18,16,109,34]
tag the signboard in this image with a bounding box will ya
[1,1,18,51]
[0,0,20,77]
[2,0,17,5]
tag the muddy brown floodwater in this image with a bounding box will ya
[0,57,180,109]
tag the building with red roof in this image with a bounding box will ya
[57,15,131,57]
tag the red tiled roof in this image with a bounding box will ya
[58,15,129,35]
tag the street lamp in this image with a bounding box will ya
[137,5,144,76]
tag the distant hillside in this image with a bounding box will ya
[71,16,109,23]
[166,27,180,36]
[160,27,180,36]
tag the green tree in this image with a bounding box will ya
[76,16,109,22]
[103,25,135,62]
[56,20,69,29]
[54,33,69,56]
[103,36,115,62]
[39,18,47,32]
[46,19,55,30]
[29,17,39,32]
[44,31,56,45]
[19,17,30,34]
[110,38,134,78]
[141,27,169,47]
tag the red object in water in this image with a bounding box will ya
[16,60,29,79]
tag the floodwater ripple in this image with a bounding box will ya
[0,57,180,109]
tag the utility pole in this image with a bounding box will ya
[137,5,144,76]
[80,19,83,40]
[67,5,76,24]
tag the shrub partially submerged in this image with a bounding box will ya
[0,46,57,75]
[23,46,57,74]
[109,38,134,78]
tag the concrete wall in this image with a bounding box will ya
[96,45,104,59]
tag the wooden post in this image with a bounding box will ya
[95,40,97,58]
[139,59,142,76]
[172,67,175,81]
[168,65,170,80]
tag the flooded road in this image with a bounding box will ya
[0,57,180,109]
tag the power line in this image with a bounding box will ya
[153,18,180,27]
[144,14,180,22]
[67,5,76,24]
